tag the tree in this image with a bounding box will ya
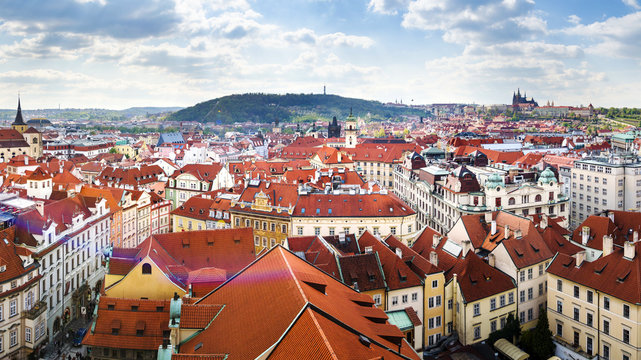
[520,312,555,360]
[109,147,118,154]
[374,127,386,138]
[488,313,522,345]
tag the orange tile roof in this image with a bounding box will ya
[177,246,419,360]
[82,297,170,350]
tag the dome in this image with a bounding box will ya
[539,167,557,183]
[485,172,504,189]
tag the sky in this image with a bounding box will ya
[0,0,640,109]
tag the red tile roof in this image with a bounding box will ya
[548,242,641,304]
[82,297,170,350]
[177,246,419,360]
[292,192,414,218]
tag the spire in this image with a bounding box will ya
[349,107,353,116]
[13,96,26,126]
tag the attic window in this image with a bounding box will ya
[398,269,407,282]
[131,305,139,311]
[594,263,607,274]
[530,244,539,252]
[207,240,214,246]
[194,342,203,351]
[617,270,631,283]
[514,249,524,257]
[303,281,327,295]
[156,306,164,312]
[199,209,204,214]
[107,304,115,310]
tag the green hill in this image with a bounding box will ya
[166,93,427,124]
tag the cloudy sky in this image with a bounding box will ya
[0,0,640,109]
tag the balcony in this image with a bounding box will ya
[24,300,47,320]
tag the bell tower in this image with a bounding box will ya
[12,97,28,134]
[344,108,357,148]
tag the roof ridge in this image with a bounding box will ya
[280,247,309,304]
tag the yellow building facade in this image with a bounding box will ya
[105,257,186,300]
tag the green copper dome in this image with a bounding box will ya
[539,167,557,183]
[485,172,504,189]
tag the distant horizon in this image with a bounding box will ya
[0,91,621,112]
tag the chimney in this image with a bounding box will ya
[484,212,492,223]
[581,226,590,245]
[608,211,615,223]
[504,225,510,239]
[488,253,496,267]
[602,235,613,257]
[491,220,497,235]
[462,239,472,257]
[540,214,548,229]
[35,201,44,216]
[514,229,522,239]
[634,231,638,243]
[575,251,585,268]
[395,248,402,258]
[624,241,636,260]
[24,156,28,165]
[432,234,441,249]
[429,251,438,267]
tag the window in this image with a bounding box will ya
[604,297,610,310]
[573,307,579,321]
[603,344,610,360]
[490,298,496,310]
[527,268,533,280]
[10,330,16,347]
[392,296,398,305]
[557,300,563,313]
[314,227,320,236]
[557,279,562,292]
[473,303,480,316]
[539,264,544,276]
[528,288,533,300]
[623,304,630,318]
[539,283,543,296]
[448,299,453,310]
[587,312,593,327]
[587,290,593,304]
[527,308,533,321]
[603,319,610,334]
[491,320,497,333]
[574,285,579,298]
[587,336,593,356]
[500,295,506,307]
[373,294,381,306]
[473,325,481,340]
[297,227,303,235]
[508,292,514,304]
[9,300,16,317]
[412,293,418,302]
[556,323,563,336]
[402,295,408,304]
[25,327,31,343]
[390,227,396,235]
[142,263,151,274]
[520,290,525,303]
[520,311,525,323]
[519,271,525,282]
[432,280,438,288]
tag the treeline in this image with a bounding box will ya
[167,93,427,124]
[597,107,641,119]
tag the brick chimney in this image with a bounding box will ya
[432,234,441,249]
[602,235,613,256]
[581,226,590,246]
[540,214,548,229]
[624,241,636,260]
[430,251,438,267]
[488,253,496,267]
[491,220,497,235]
[504,225,510,239]
[575,250,586,268]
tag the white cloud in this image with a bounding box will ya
[622,0,641,9]
[564,12,641,58]
[283,28,374,48]
[567,14,581,24]
[367,0,410,15]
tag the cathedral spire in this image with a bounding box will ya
[13,96,26,126]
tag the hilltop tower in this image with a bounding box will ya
[12,97,28,134]
[344,108,358,148]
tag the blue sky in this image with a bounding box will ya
[0,0,640,109]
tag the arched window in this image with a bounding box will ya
[142,263,152,274]
[33,138,38,144]
[508,197,516,205]
[535,194,542,202]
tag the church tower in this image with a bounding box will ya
[12,97,28,134]
[344,108,357,148]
